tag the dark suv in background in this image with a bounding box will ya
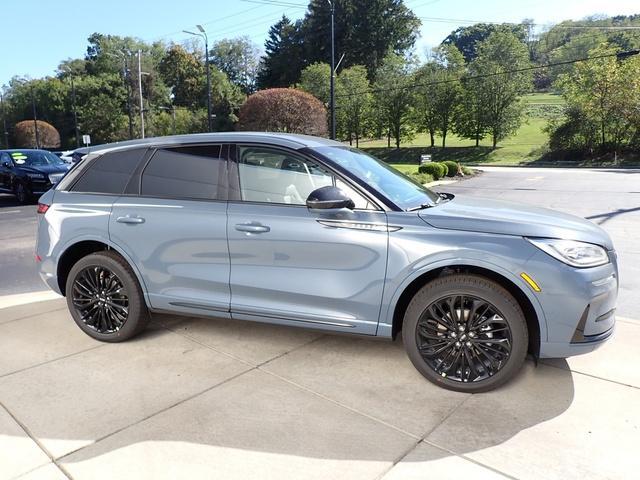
[0,149,71,203]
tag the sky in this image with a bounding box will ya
[1,0,639,86]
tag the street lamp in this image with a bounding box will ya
[184,25,212,132]
[0,89,8,148]
[106,50,134,139]
[61,67,80,148]
[327,0,336,140]
[30,85,40,149]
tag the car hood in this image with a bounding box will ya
[20,164,70,175]
[418,195,614,250]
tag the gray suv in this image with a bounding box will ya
[36,133,618,392]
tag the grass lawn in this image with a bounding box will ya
[360,92,562,169]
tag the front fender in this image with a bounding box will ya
[377,218,548,342]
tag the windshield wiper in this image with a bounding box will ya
[407,203,435,212]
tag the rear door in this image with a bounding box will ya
[226,144,388,334]
[109,144,231,317]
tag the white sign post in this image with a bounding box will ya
[82,134,91,147]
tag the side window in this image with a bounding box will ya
[237,147,334,205]
[71,149,146,194]
[141,145,225,200]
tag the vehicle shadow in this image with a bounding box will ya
[0,193,23,208]
[0,301,576,476]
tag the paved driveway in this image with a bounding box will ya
[1,297,639,480]
[1,167,639,479]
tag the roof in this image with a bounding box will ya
[74,132,343,155]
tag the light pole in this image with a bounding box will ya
[328,0,336,140]
[30,85,40,149]
[60,67,80,147]
[106,50,134,139]
[0,89,8,148]
[184,25,212,132]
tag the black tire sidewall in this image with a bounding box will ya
[65,251,148,342]
[15,182,29,204]
[402,274,528,393]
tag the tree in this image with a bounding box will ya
[159,45,205,108]
[257,16,305,89]
[472,31,532,148]
[336,65,372,146]
[301,0,421,79]
[373,53,415,148]
[556,44,640,153]
[413,45,465,148]
[298,63,331,105]
[453,76,489,147]
[442,23,528,63]
[237,88,327,136]
[14,120,60,148]
[210,36,261,94]
[412,63,439,147]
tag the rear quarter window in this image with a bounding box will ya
[70,149,147,194]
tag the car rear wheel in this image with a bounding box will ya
[402,274,528,393]
[65,250,149,342]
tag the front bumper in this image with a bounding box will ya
[526,250,619,359]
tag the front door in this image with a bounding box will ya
[109,144,231,317]
[227,145,388,334]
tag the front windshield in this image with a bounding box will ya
[10,150,65,167]
[313,146,440,211]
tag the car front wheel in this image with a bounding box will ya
[14,182,30,204]
[402,274,528,393]
[65,250,149,342]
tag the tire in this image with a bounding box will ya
[14,182,30,204]
[65,250,149,342]
[402,274,528,393]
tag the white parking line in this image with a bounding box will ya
[0,290,63,309]
[0,210,21,215]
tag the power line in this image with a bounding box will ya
[335,50,640,98]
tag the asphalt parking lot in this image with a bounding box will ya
[1,167,639,480]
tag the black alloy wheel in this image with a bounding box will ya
[403,274,528,393]
[72,265,130,334]
[416,295,512,383]
[66,250,149,342]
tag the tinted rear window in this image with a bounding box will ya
[140,145,225,200]
[71,149,147,195]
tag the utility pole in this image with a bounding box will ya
[123,54,134,140]
[138,49,145,139]
[70,76,80,148]
[30,85,40,149]
[184,26,212,132]
[328,0,336,140]
[0,90,8,149]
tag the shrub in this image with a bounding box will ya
[14,120,60,149]
[237,88,328,136]
[418,162,446,180]
[409,172,434,185]
[439,162,449,177]
[442,160,459,177]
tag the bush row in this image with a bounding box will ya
[418,161,461,180]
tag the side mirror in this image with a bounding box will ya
[306,185,355,210]
[1,161,12,168]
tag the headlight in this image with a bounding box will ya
[26,173,45,180]
[527,238,609,268]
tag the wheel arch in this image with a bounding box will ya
[389,264,544,358]
[56,239,148,301]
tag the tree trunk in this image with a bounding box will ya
[387,129,391,148]
[492,135,497,149]
[355,133,359,148]
[442,131,447,149]
[429,130,435,148]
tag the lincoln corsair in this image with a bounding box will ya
[35,133,618,392]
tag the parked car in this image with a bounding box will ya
[35,133,618,392]
[0,149,71,203]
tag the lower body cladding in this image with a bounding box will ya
[527,249,618,358]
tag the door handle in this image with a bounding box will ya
[116,215,145,225]
[235,223,270,233]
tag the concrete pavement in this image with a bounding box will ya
[1,296,639,480]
